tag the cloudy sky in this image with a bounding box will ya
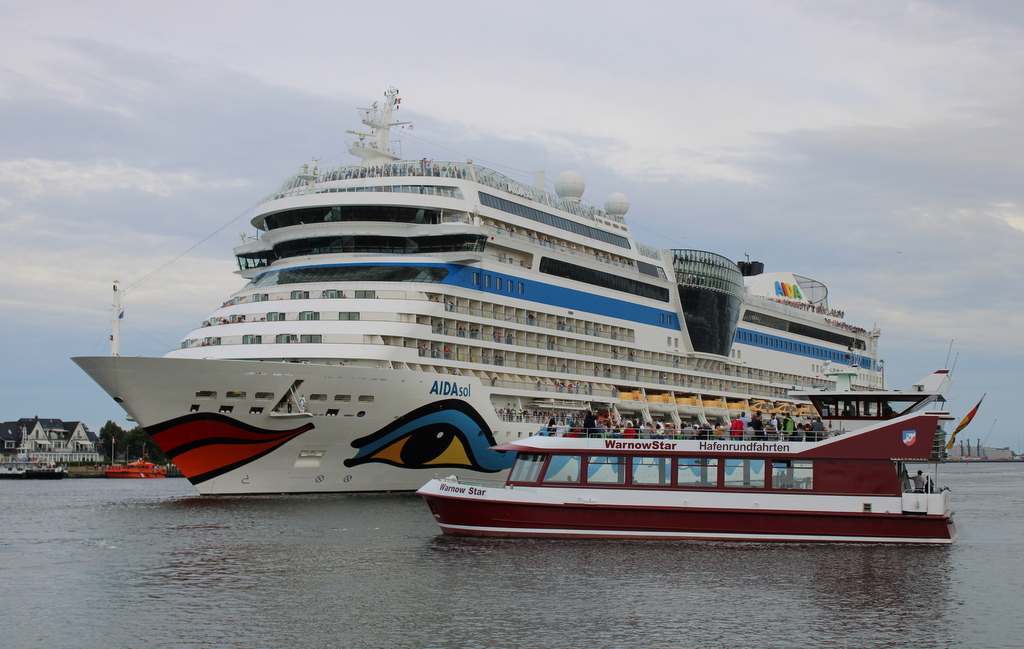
[2,0,1020,450]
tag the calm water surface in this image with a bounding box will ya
[2,463,1022,648]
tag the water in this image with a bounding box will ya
[2,463,1022,648]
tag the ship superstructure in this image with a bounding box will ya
[75,89,888,494]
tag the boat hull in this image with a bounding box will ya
[74,356,519,494]
[419,480,957,544]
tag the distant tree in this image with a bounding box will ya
[97,420,167,464]
[98,420,126,461]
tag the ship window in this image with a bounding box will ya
[338,312,360,320]
[355,291,375,299]
[724,458,766,489]
[677,458,718,487]
[195,391,217,399]
[772,460,813,490]
[309,394,327,402]
[299,311,320,321]
[484,275,491,288]
[242,335,262,344]
[518,282,524,294]
[275,334,294,343]
[631,456,671,486]
[509,453,545,483]
[226,391,246,399]
[539,257,670,302]
[291,290,310,299]
[299,334,322,343]
[496,277,503,291]
[542,455,581,483]
[253,293,269,302]
[267,312,285,321]
[358,395,374,403]
[473,272,480,285]
[255,392,275,400]
[586,456,625,484]
[334,395,351,402]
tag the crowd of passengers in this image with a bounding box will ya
[502,409,830,442]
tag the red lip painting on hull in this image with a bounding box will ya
[143,413,315,484]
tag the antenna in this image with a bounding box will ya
[944,340,954,368]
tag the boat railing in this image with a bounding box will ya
[434,476,507,489]
[519,428,834,442]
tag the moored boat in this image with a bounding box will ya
[0,460,68,480]
[105,459,168,478]
[418,370,958,544]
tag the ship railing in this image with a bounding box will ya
[258,160,627,226]
[442,305,638,344]
[488,226,637,272]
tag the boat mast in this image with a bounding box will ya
[345,87,411,164]
[110,280,122,357]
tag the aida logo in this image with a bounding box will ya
[903,430,917,446]
[775,281,804,299]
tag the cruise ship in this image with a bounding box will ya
[74,89,888,495]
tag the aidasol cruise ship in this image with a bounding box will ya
[74,89,888,495]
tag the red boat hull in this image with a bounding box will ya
[421,492,956,544]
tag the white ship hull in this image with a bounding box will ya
[74,356,526,494]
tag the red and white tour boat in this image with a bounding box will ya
[419,369,959,544]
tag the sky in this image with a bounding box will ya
[1,0,1021,450]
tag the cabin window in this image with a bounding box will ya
[586,456,625,484]
[242,335,262,344]
[291,290,309,299]
[723,458,765,489]
[771,460,813,490]
[299,311,320,321]
[677,458,718,487]
[509,453,546,483]
[339,312,360,320]
[299,334,322,343]
[334,395,351,402]
[542,455,581,483]
[355,290,375,299]
[631,456,671,486]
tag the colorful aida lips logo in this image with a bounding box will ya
[775,281,804,299]
[903,430,917,446]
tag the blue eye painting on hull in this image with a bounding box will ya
[346,399,513,472]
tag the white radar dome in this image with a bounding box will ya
[604,192,629,217]
[554,170,585,202]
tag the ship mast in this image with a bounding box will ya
[346,87,411,164]
[110,280,122,356]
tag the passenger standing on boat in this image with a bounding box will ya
[911,470,926,492]
[751,412,765,438]
[810,417,825,441]
[583,411,597,436]
[730,413,746,438]
[299,395,307,413]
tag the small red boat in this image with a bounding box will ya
[105,459,168,478]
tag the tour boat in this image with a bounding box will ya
[0,460,67,480]
[418,370,958,544]
[105,459,168,479]
[75,89,894,495]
